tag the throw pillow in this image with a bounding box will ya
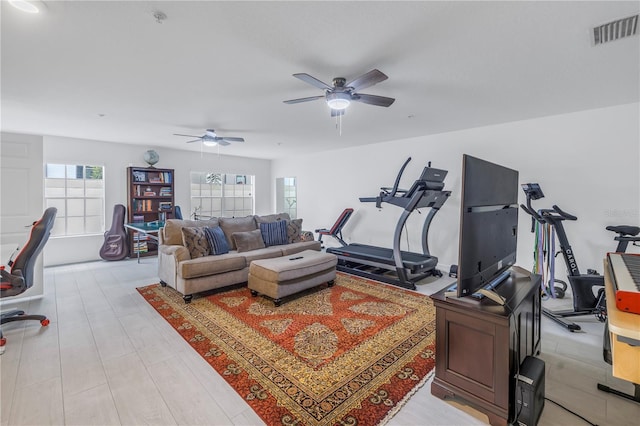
[255,212,291,224]
[219,216,258,250]
[233,229,266,253]
[204,226,229,255]
[181,227,210,258]
[287,218,303,243]
[164,218,219,245]
[259,220,288,247]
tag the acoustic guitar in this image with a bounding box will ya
[100,204,129,261]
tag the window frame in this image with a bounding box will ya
[190,172,255,219]
[44,163,106,237]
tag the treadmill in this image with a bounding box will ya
[327,158,451,290]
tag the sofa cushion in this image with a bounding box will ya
[240,246,285,263]
[181,227,210,259]
[255,212,291,224]
[179,253,246,279]
[287,218,303,243]
[219,216,257,250]
[204,226,230,255]
[233,229,266,252]
[164,218,219,246]
[280,240,322,256]
[259,220,288,246]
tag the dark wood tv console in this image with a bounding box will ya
[430,268,541,426]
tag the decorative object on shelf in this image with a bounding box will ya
[143,149,160,167]
[132,170,147,182]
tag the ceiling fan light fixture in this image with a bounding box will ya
[326,92,351,110]
[202,140,218,147]
[8,0,41,13]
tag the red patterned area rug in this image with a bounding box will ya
[137,272,436,426]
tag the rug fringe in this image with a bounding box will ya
[378,368,436,426]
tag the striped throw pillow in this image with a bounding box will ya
[204,226,230,255]
[259,220,288,247]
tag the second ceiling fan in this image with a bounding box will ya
[283,69,395,116]
[174,129,244,146]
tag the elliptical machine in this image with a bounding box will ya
[520,183,640,332]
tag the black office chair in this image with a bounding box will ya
[1,207,57,354]
[315,208,354,247]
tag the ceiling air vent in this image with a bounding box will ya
[593,14,638,45]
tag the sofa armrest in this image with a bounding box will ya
[159,244,190,263]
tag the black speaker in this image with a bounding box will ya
[515,356,545,426]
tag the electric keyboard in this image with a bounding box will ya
[607,252,640,315]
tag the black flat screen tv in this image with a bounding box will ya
[456,155,519,298]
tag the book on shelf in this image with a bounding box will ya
[132,245,149,254]
[132,215,145,223]
[158,201,172,211]
[133,199,153,212]
[143,191,157,196]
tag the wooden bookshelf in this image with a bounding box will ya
[126,166,175,257]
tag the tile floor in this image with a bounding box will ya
[1,259,639,425]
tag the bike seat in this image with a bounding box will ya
[606,225,640,236]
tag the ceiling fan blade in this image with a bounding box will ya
[220,137,244,142]
[352,93,395,107]
[217,140,231,146]
[330,108,345,117]
[293,73,332,90]
[346,69,388,91]
[174,133,201,138]
[283,95,325,104]
[185,139,202,143]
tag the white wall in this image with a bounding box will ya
[272,103,640,277]
[43,136,272,265]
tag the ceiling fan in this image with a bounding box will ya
[174,129,245,146]
[283,69,395,116]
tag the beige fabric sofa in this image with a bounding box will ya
[157,213,320,303]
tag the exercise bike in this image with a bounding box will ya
[520,183,640,332]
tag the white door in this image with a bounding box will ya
[0,132,45,300]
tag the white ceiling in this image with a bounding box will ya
[2,1,639,160]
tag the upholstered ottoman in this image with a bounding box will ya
[248,250,337,306]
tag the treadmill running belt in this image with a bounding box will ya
[328,243,438,271]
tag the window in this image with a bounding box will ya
[45,164,105,236]
[190,172,254,219]
[276,177,297,219]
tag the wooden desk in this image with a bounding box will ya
[599,257,640,401]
